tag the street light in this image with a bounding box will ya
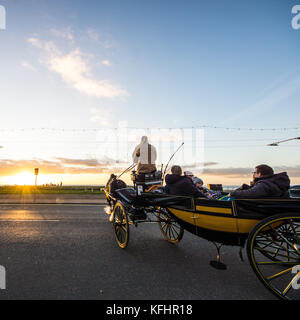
[268,137,300,146]
[34,168,39,186]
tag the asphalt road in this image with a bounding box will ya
[0,204,275,300]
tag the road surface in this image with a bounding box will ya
[0,204,275,300]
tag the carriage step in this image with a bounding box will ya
[210,260,227,270]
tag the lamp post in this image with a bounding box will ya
[268,137,300,146]
[34,168,39,186]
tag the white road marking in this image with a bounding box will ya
[0,220,60,222]
[0,204,106,207]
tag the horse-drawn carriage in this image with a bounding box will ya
[105,169,300,300]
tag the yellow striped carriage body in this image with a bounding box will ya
[166,197,300,247]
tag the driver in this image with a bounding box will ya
[132,136,157,174]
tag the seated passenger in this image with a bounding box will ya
[229,165,290,199]
[193,177,222,200]
[164,165,204,197]
[184,171,194,180]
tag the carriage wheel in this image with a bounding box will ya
[113,202,130,249]
[157,208,184,244]
[247,213,300,300]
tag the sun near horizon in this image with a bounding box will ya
[2,171,38,186]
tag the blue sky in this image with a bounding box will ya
[0,0,300,185]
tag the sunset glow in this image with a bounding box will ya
[4,172,36,186]
[1,172,54,186]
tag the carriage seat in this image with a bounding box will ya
[207,184,223,192]
[115,188,137,204]
[131,171,162,186]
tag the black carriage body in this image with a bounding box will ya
[106,187,300,301]
[106,188,300,247]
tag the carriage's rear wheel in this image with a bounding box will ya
[113,202,130,249]
[157,209,184,244]
[247,213,300,300]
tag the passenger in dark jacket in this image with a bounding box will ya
[230,165,290,199]
[164,166,204,197]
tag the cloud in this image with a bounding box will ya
[50,27,74,42]
[202,167,251,178]
[202,166,300,178]
[0,157,130,176]
[28,37,60,55]
[55,158,100,167]
[27,34,128,99]
[21,60,37,72]
[0,159,66,176]
[47,49,128,98]
[86,28,116,48]
[0,158,300,180]
[182,161,218,171]
[27,37,42,48]
[87,28,100,42]
[101,60,112,67]
[89,107,113,127]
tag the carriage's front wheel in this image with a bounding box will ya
[247,213,300,300]
[157,209,184,244]
[113,202,130,249]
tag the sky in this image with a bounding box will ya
[0,0,300,186]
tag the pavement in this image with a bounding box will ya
[0,203,277,300]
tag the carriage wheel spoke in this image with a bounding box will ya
[270,224,299,255]
[257,236,289,253]
[254,246,299,260]
[170,226,177,239]
[169,225,174,240]
[167,225,172,239]
[282,271,300,297]
[158,210,184,244]
[168,226,174,239]
[257,240,284,259]
[116,227,122,241]
[289,220,300,246]
[172,226,179,238]
[113,203,129,248]
[266,266,295,281]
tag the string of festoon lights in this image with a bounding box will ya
[0,125,300,132]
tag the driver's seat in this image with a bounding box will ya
[131,171,163,195]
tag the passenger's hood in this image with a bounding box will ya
[257,172,290,193]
